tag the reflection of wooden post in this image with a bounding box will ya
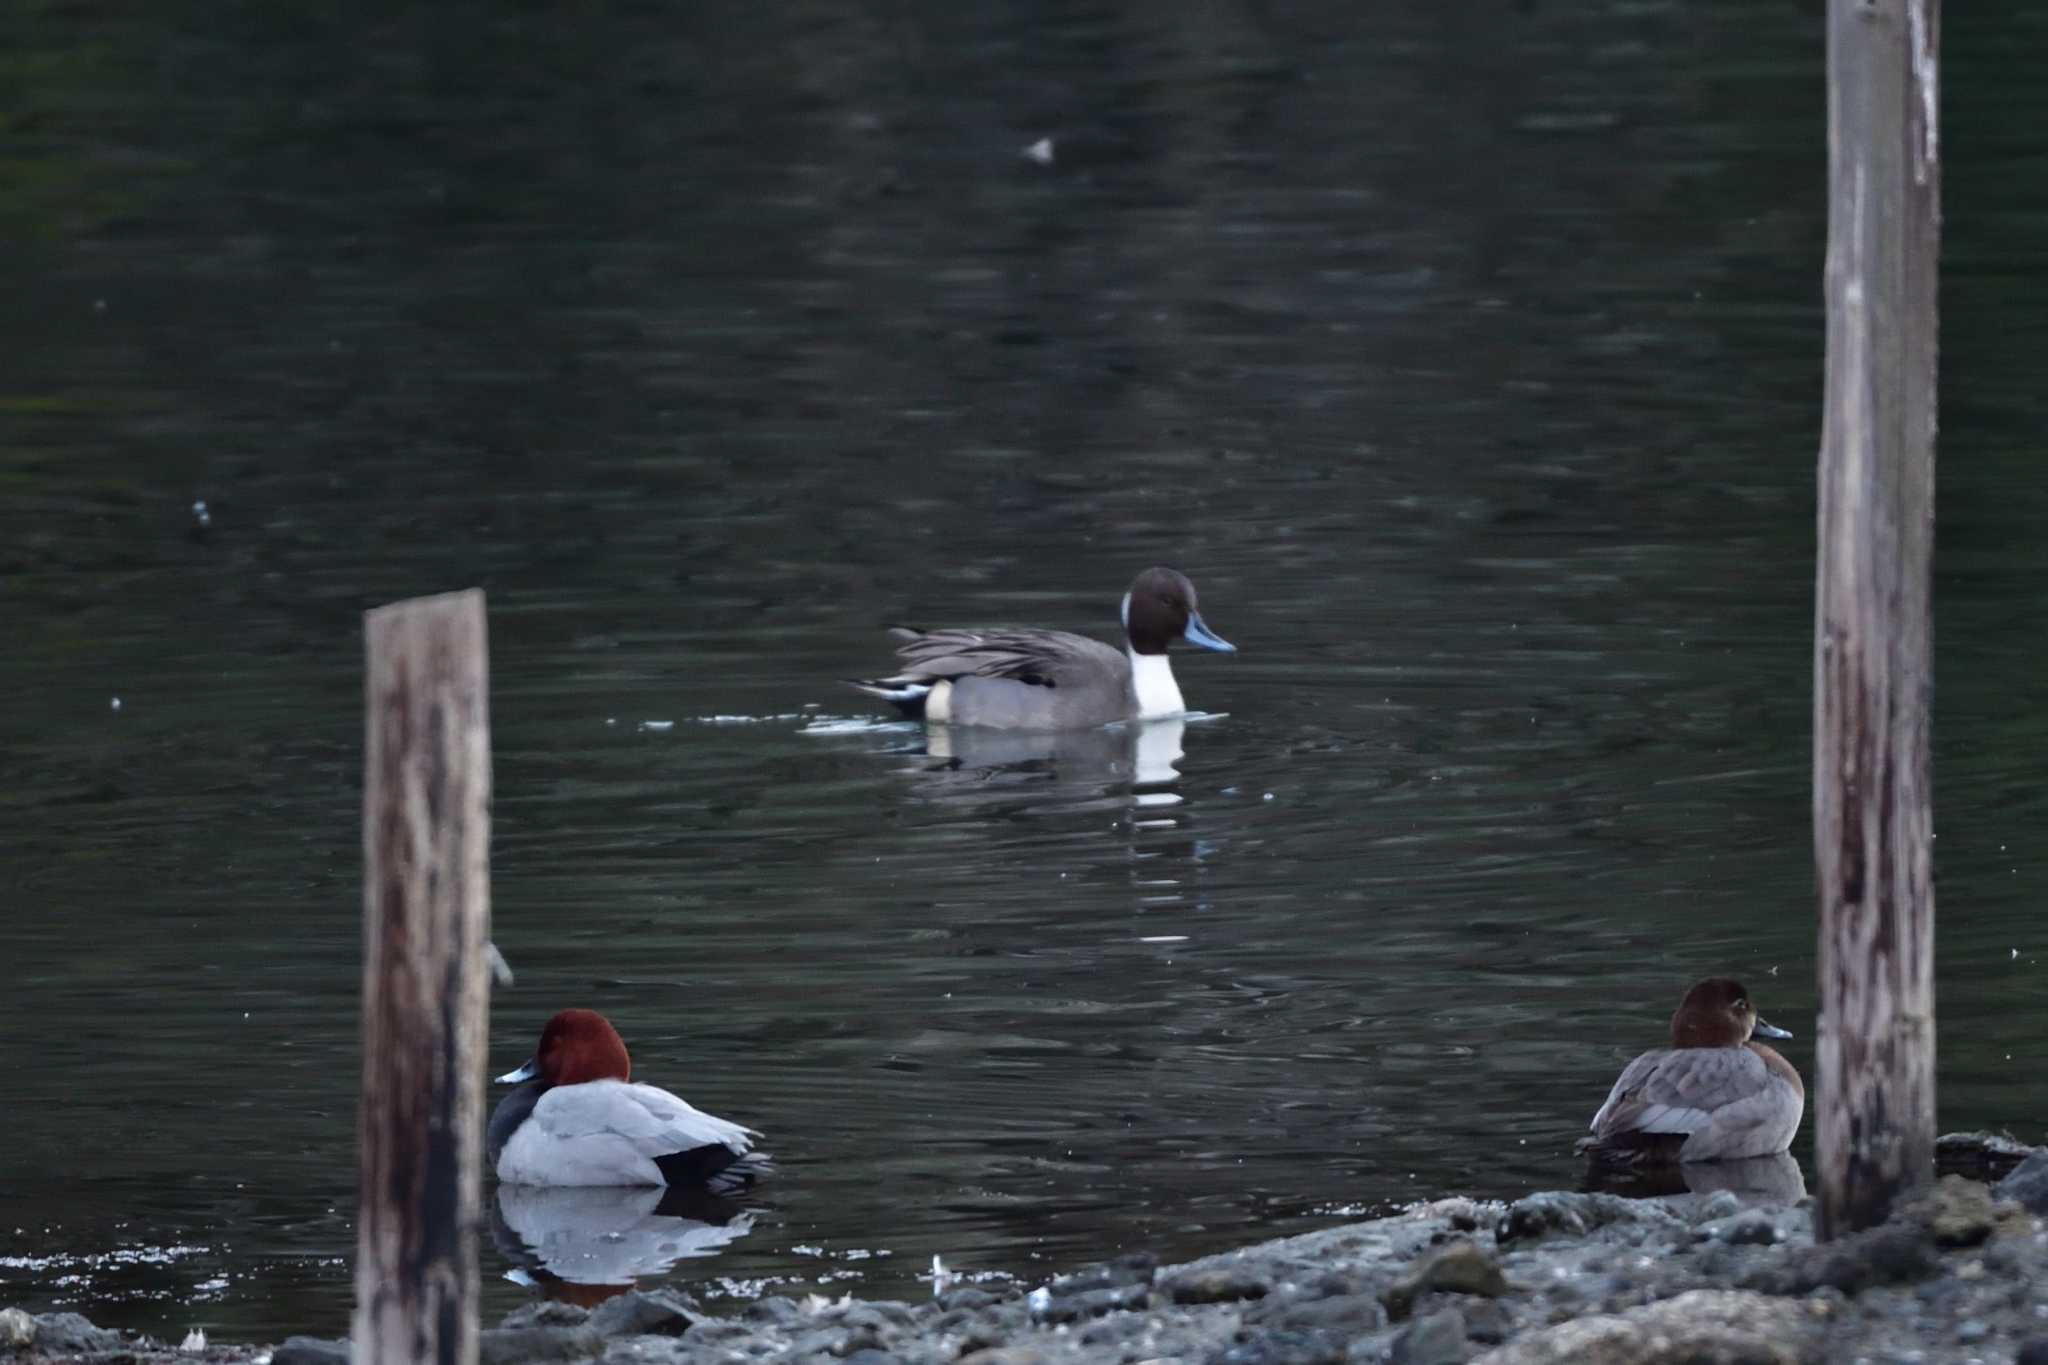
[1814,0,1940,1239]
[357,590,493,1365]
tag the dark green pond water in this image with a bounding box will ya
[3,0,2045,1341]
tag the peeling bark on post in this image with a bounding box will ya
[357,590,493,1365]
[1814,0,1940,1240]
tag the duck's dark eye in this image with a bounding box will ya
[1733,999,1748,1010]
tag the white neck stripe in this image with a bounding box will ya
[1128,647,1186,720]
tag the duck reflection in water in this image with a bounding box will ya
[1581,1150,1806,1209]
[920,715,1188,792]
[491,1183,757,1308]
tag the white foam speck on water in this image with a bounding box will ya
[638,720,675,732]
[696,713,809,725]
[0,1244,210,1273]
[180,1328,206,1353]
[799,715,919,736]
[1138,935,1189,944]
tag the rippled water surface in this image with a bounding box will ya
[4,0,2046,1340]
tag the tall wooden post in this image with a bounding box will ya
[1814,0,1940,1239]
[357,590,494,1365]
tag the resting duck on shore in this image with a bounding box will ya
[1579,977,1804,1163]
[488,1009,768,1191]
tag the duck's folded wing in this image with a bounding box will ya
[1590,1047,1772,1139]
[887,627,1118,686]
[533,1082,759,1160]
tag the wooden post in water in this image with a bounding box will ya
[357,589,493,1365]
[1814,0,1940,1239]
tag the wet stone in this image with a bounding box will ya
[1384,1239,1507,1319]
[1703,1209,1782,1246]
[1053,1252,1156,1294]
[272,1336,352,1365]
[957,1349,1052,1365]
[1459,1296,1511,1344]
[0,1311,33,1351]
[598,1341,698,1365]
[936,1287,998,1312]
[589,1289,702,1338]
[743,1296,806,1327]
[1039,1282,1147,1323]
[1958,1318,1991,1343]
[1743,1222,1937,1296]
[1163,1267,1271,1305]
[1921,1175,1996,1248]
[479,1324,604,1365]
[1246,1290,1383,1335]
[1694,1190,1744,1225]
[502,1302,593,1330]
[1390,1308,1470,1365]
[1476,1289,1822,1365]
[1997,1151,2048,1215]
[1497,1192,1675,1245]
[1206,1327,1346,1365]
[31,1313,122,1355]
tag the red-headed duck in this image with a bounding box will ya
[1581,977,1805,1163]
[488,1009,767,1189]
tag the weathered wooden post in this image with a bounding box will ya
[1814,0,1940,1238]
[357,589,494,1365]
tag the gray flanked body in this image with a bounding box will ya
[876,627,1136,729]
[1589,1045,1803,1161]
[847,566,1235,730]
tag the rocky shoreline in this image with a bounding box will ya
[7,1140,2048,1365]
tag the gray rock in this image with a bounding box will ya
[958,1349,1052,1365]
[1918,1174,1995,1247]
[30,1312,120,1354]
[1741,1220,1935,1296]
[1704,1209,1782,1247]
[936,1287,998,1313]
[501,1302,593,1330]
[743,1295,806,1327]
[786,1325,850,1357]
[1163,1267,1271,1305]
[478,1324,603,1365]
[1996,1150,2048,1214]
[0,1311,35,1350]
[1693,1190,1744,1225]
[1460,1297,1511,1345]
[598,1341,698,1365]
[1039,1282,1147,1323]
[1391,1308,1469,1365]
[1207,1328,1346,1365]
[1957,1318,1990,1343]
[1052,1252,1156,1294]
[1496,1192,1678,1244]
[834,1300,914,1331]
[588,1289,700,1339]
[1475,1289,1825,1365]
[273,1335,353,1365]
[1384,1240,1507,1319]
[1247,1291,1383,1335]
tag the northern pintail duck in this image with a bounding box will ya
[847,566,1235,729]
[1580,977,1804,1163]
[489,1009,768,1190]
